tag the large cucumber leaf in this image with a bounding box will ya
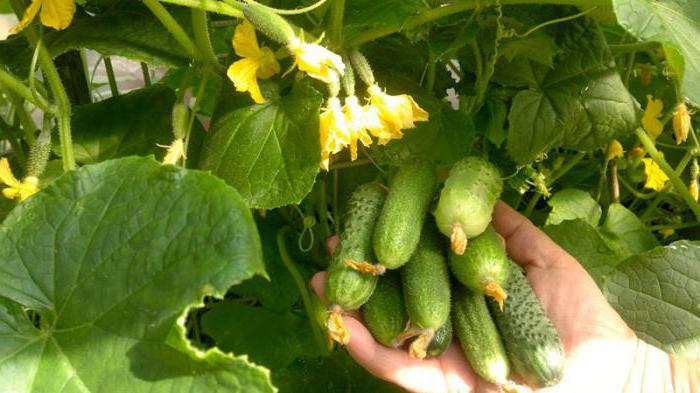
[0,157,274,392]
[603,241,700,358]
[613,0,700,105]
[545,188,602,227]
[507,19,638,164]
[199,81,323,209]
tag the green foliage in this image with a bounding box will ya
[545,189,601,226]
[613,0,700,105]
[603,241,700,358]
[199,81,323,209]
[0,157,271,391]
[507,19,639,164]
[70,85,180,164]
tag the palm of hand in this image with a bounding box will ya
[311,203,640,393]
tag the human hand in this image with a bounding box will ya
[311,202,673,392]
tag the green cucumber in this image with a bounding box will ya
[373,161,436,269]
[449,225,509,309]
[453,285,510,385]
[362,271,407,347]
[488,261,565,387]
[426,319,452,358]
[401,222,451,358]
[325,183,386,344]
[434,156,502,255]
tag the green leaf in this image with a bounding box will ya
[545,188,602,226]
[70,85,175,164]
[0,157,274,392]
[343,0,429,38]
[229,216,300,312]
[506,19,638,164]
[202,302,321,370]
[0,10,189,73]
[600,203,660,256]
[544,219,625,286]
[613,0,700,105]
[199,81,323,209]
[603,241,700,357]
[202,301,402,393]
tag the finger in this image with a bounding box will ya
[491,201,579,271]
[344,315,454,393]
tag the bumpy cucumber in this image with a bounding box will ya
[325,183,386,344]
[401,222,451,358]
[362,271,407,347]
[453,285,510,385]
[426,319,452,358]
[488,261,565,387]
[373,161,436,269]
[434,156,502,255]
[449,226,509,309]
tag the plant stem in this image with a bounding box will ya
[141,63,152,86]
[648,221,700,231]
[103,57,120,97]
[276,228,329,355]
[328,0,345,47]
[346,0,607,47]
[182,71,209,166]
[329,158,370,170]
[191,8,220,66]
[609,41,659,54]
[523,152,586,217]
[636,128,700,219]
[0,67,54,113]
[158,0,243,17]
[142,0,201,61]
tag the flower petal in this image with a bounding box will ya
[233,20,263,58]
[642,158,669,192]
[0,158,21,188]
[256,47,280,80]
[9,0,44,34]
[642,95,664,141]
[228,58,265,104]
[40,0,75,30]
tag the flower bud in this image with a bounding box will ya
[673,102,691,144]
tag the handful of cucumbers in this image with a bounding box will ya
[324,156,565,389]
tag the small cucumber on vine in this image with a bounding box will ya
[362,271,407,347]
[426,319,452,358]
[453,285,510,385]
[434,156,502,255]
[325,183,386,345]
[400,222,451,359]
[449,225,509,310]
[488,261,565,388]
[372,161,436,271]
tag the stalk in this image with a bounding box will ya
[191,8,220,66]
[636,128,700,219]
[158,0,243,17]
[328,0,345,47]
[142,0,201,60]
[0,67,54,113]
[103,57,120,97]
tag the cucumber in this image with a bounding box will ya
[373,161,436,270]
[488,261,565,387]
[426,319,452,358]
[452,285,510,385]
[401,222,451,358]
[434,156,502,255]
[362,271,407,347]
[325,183,386,344]
[449,226,509,310]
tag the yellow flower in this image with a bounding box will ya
[10,0,75,34]
[606,139,624,161]
[367,84,428,137]
[641,158,669,191]
[343,96,373,161]
[0,158,38,201]
[227,21,280,104]
[642,95,664,140]
[690,180,698,201]
[673,102,691,145]
[161,139,186,165]
[363,105,396,145]
[659,228,675,239]
[288,37,345,84]
[319,97,350,170]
